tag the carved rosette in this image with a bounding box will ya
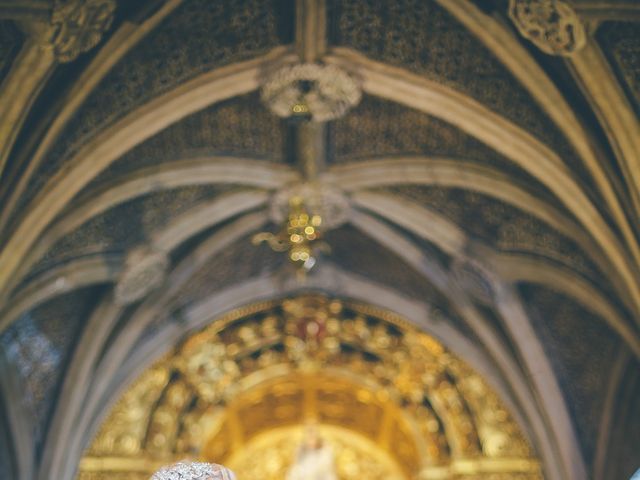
[261,63,362,121]
[270,182,350,230]
[508,0,586,57]
[152,462,236,480]
[49,0,116,63]
[114,246,169,306]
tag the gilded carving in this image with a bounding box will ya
[80,296,542,480]
[48,0,116,63]
[449,362,532,458]
[176,334,240,403]
[261,64,361,122]
[88,364,170,457]
[508,0,586,57]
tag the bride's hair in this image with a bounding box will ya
[151,462,236,480]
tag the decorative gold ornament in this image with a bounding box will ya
[49,0,116,63]
[78,295,542,480]
[79,296,543,480]
[86,364,170,458]
[254,183,349,273]
[508,0,586,57]
[253,195,331,272]
[261,64,361,122]
[270,183,350,230]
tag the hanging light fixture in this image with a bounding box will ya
[254,62,359,275]
[252,195,330,273]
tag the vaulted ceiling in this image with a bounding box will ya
[0,1,638,480]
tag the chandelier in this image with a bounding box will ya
[253,62,358,274]
[252,195,330,273]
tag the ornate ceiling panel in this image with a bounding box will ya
[16,0,292,216]
[332,96,500,160]
[170,233,286,311]
[23,186,233,286]
[597,21,640,116]
[330,96,555,197]
[85,93,288,190]
[0,286,104,450]
[384,186,606,284]
[328,0,594,195]
[58,0,288,151]
[518,284,621,465]
[0,20,23,84]
[323,225,461,320]
[133,222,477,350]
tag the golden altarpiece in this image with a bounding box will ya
[78,296,541,480]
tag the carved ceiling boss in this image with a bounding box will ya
[508,0,587,56]
[114,246,169,306]
[261,63,361,122]
[45,0,117,63]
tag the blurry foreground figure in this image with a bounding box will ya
[151,462,237,480]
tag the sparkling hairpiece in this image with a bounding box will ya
[151,462,236,480]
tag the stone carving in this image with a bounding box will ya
[270,182,350,230]
[49,0,116,63]
[261,64,361,121]
[450,257,495,304]
[114,246,169,306]
[508,0,586,57]
[152,462,236,480]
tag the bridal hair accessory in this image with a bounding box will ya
[151,462,236,480]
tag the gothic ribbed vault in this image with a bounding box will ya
[0,1,638,480]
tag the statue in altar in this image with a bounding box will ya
[286,424,338,480]
[150,425,339,480]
